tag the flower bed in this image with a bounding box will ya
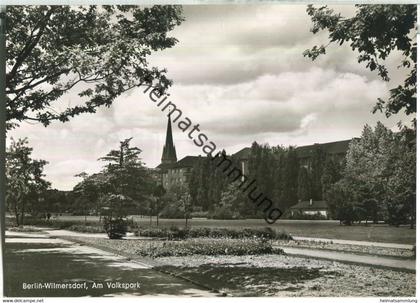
[134,226,292,241]
[136,238,283,257]
[64,236,284,258]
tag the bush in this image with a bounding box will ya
[134,238,284,257]
[286,212,327,220]
[22,218,77,229]
[103,218,128,239]
[208,207,240,220]
[190,211,209,218]
[159,206,187,219]
[7,226,40,232]
[135,226,189,239]
[67,225,104,233]
[20,218,104,230]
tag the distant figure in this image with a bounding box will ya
[47,213,51,221]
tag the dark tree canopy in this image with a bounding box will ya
[6,5,183,129]
[6,138,50,225]
[304,4,416,118]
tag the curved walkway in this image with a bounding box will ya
[4,230,218,297]
[278,246,415,272]
[11,228,416,272]
[292,236,414,250]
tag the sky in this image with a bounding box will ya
[9,5,414,190]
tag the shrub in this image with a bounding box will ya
[190,211,209,218]
[286,212,327,220]
[208,207,240,220]
[188,227,212,238]
[103,218,128,239]
[67,225,104,233]
[159,205,186,219]
[7,226,40,232]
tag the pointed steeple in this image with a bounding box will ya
[161,116,177,165]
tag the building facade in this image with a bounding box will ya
[156,117,353,192]
[156,118,200,190]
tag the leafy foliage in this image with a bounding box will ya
[160,184,192,225]
[6,138,50,225]
[185,142,343,220]
[72,137,155,237]
[297,167,311,201]
[6,5,184,129]
[325,122,416,226]
[210,182,244,219]
[304,5,416,117]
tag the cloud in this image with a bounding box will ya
[159,67,388,138]
[7,5,413,190]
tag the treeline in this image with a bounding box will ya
[186,142,343,219]
[326,122,416,227]
[184,122,415,227]
[7,123,415,228]
[6,137,158,226]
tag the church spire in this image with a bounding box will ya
[161,116,177,164]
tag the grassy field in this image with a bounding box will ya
[47,215,416,244]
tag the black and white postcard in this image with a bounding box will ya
[0,2,417,301]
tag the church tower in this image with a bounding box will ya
[161,116,177,165]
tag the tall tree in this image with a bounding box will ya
[321,157,342,200]
[387,127,416,228]
[152,184,166,226]
[98,137,153,214]
[309,146,326,200]
[6,5,184,129]
[297,167,311,201]
[73,172,109,221]
[304,5,416,118]
[6,138,50,225]
[327,122,416,226]
[281,148,299,209]
[344,123,395,223]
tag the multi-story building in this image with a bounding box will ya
[156,117,353,190]
[156,118,200,190]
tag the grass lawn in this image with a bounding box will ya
[51,216,416,244]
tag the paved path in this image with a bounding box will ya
[25,227,150,240]
[14,228,415,272]
[279,246,415,272]
[292,236,414,250]
[4,231,218,297]
[28,227,415,249]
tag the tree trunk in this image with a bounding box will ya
[20,211,25,226]
[156,199,159,227]
[15,212,19,226]
[410,197,415,229]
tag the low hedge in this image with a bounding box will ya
[11,218,106,233]
[67,225,105,233]
[7,226,41,232]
